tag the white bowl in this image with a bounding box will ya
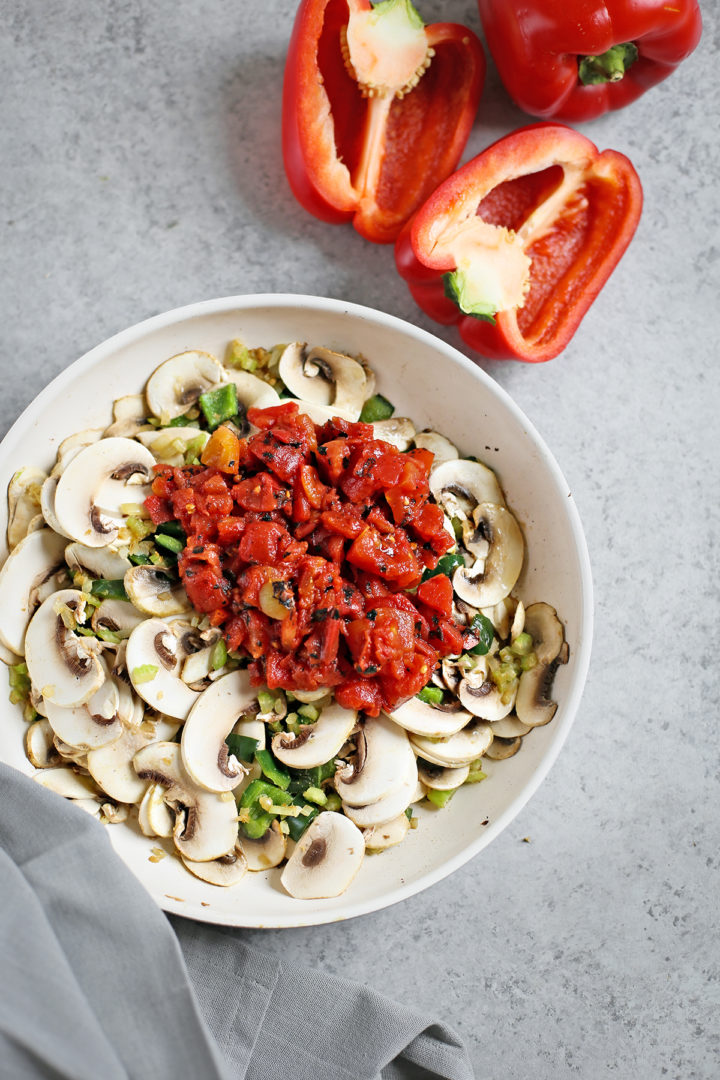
[0,294,592,927]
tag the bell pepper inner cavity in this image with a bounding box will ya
[343,0,431,98]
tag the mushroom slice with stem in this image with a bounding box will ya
[137,782,175,838]
[240,821,286,871]
[371,418,416,451]
[280,811,365,900]
[278,343,367,419]
[124,565,191,617]
[271,702,357,770]
[453,504,524,609]
[126,618,201,720]
[133,741,239,862]
[387,696,472,739]
[25,718,62,768]
[410,721,494,768]
[413,431,459,469]
[515,604,567,728]
[363,812,411,853]
[7,467,46,549]
[181,670,254,793]
[24,589,105,708]
[416,760,470,791]
[0,528,67,655]
[52,438,156,547]
[341,762,418,829]
[145,350,226,422]
[335,713,416,807]
[458,675,516,723]
[181,842,248,887]
[86,725,153,805]
[429,458,505,517]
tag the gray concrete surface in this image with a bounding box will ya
[2,2,718,1077]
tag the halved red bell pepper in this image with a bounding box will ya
[476,0,702,121]
[282,0,485,243]
[395,123,643,363]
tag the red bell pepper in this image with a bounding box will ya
[476,0,702,121]
[395,123,642,363]
[282,0,485,243]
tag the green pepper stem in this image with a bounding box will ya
[578,42,639,86]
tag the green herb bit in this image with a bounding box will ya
[256,689,276,715]
[184,433,209,465]
[467,612,494,655]
[164,413,199,428]
[128,552,151,565]
[296,703,319,722]
[465,765,487,785]
[90,578,129,601]
[198,383,239,431]
[417,685,445,705]
[359,393,395,423]
[425,787,456,808]
[239,779,295,839]
[126,515,155,540]
[422,551,465,583]
[302,786,327,806]
[225,733,258,763]
[225,339,257,372]
[255,748,291,790]
[154,532,185,554]
[131,664,159,684]
[210,638,227,670]
[510,632,533,657]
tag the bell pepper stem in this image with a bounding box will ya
[578,42,639,86]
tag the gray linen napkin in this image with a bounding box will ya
[0,763,474,1080]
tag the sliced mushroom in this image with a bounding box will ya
[99,801,129,825]
[341,763,418,829]
[413,431,459,469]
[271,702,357,769]
[133,741,239,862]
[371,418,416,451]
[138,782,175,837]
[363,812,411,852]
[0,528,68,655]
[452,503,524,608]
[124,565,191,616]
[126,618,201,720]
[43,673,123,750]
[335,713,416,807]
[65,542,132,580]
[181,670,254,793]
[145,351,226,422]
[103,394,150,438]
[387,697,472,739]
[182,843,248,886]
[7,467,46,549]
[91,598,146,639]
[52,438,156,547]
[515,603,567,728]
[429,458,505,517]
[489,715,531,738]
[24,590,105,708]
[409,722,493,768]
[33,766,101,800]
[278,343,367,419]
[86,725,153,804]
[25,718,61,768]
[240,821,287,871]
[280,811,365,899]
[416,760,470,791]
[223,369,281,411]
[458,675,516,722]
[484,736,522,760]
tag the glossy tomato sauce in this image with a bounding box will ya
[145,402,474,715]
